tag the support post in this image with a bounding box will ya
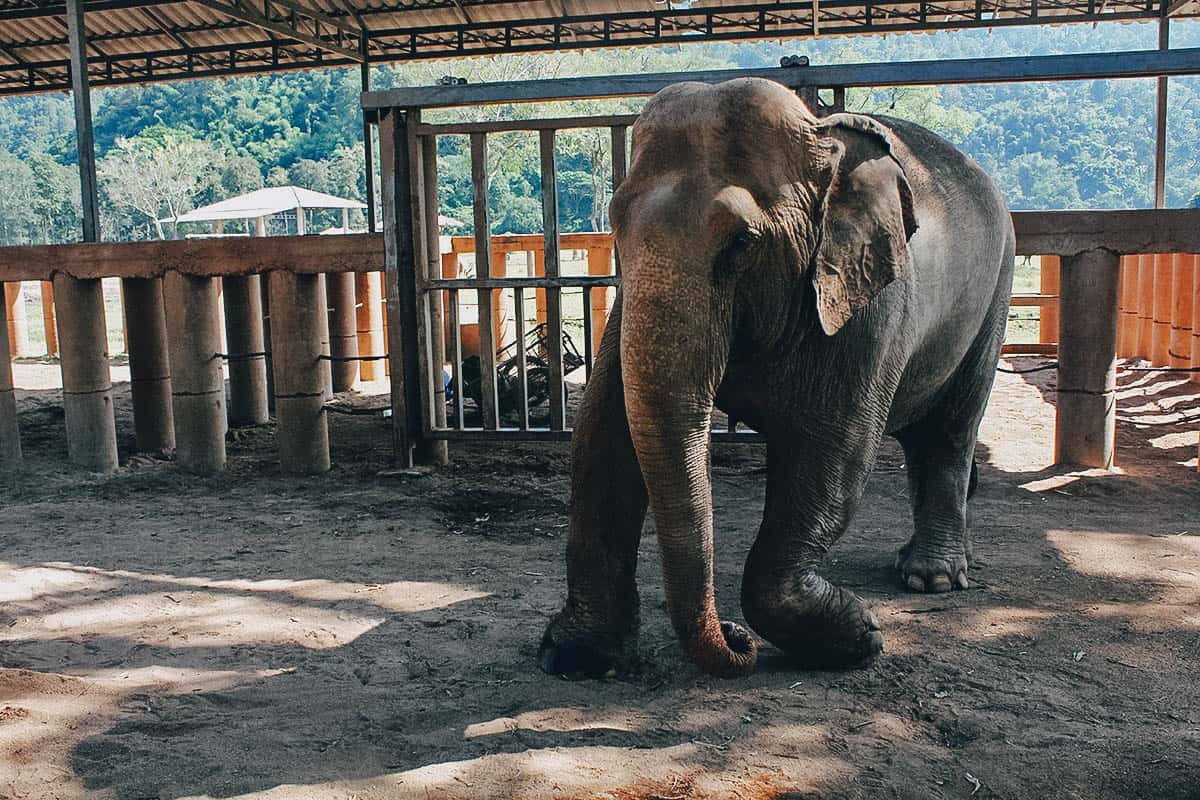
[379,107,425,466]
[316,273,333,400]
[269,271,330,474]
[1170,253,1194,370]
[223,275,270,425]
[420,133,449,464]
[1055,249,1120,469]
[327,272,360,391]
[54,274,117,472]
[5,283,30,358]
[362,49,377,235]
[40,281,58,356]
[0,285,21,472]
[355,271,386,381]
[1152,253,1173,365]
[470,131,500,431]
[121,277,175,453]
[1117,256,1139,358]
[1038,255,1060,345]
[587,246,612,355]
[163,272,225,474]
[540,128,565,431]
[66,0,100,243]
[1136,253,1155,358]
[255,217,275,413]
[1153,16,1169,210]
[1192,255,1200,386]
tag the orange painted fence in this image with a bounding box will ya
[1031,252,1199,376]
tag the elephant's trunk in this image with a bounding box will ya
[621,306,757,678]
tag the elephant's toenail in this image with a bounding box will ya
[955,572,970,590]
[930,574,952,593]
[906,574,926,592]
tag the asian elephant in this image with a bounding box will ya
[538,78,1014,679]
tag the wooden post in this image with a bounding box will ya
[1117,256,1139,359]
[223,275,269,426]
[163,272,225,474]
[0,285,21,472]
[121,277,175,453]
[355,272,386,381]
[420,133,449,464]
[254,216,274,413]
[533,248,548,327]
[1192,255,1200,385]
[1170,253,1194,370]
[470,130,500,430]
[40,281,57,356]
[1152,253,1173,365]
[327,272,360,392]
[1038,255,1060,344]
[1055,249,1120,469]
[316,273,332,400]
[54,274,117,472]
[379,108,427,464]
[4,282,30,358]
[1136,253,1155,359]
[66,0,100,244]
[540,129,566,431]
[268,270,330,474]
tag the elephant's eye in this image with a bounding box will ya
[714,228,760,279]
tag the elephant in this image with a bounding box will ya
[538,77,1015,679]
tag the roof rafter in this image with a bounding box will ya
[190,0,365,61]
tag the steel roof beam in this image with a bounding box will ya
[189,0,365,61]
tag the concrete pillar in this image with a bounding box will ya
[326,271,359,391]
[1136,253,1155,359]
[1170,253,1194,370]
[316,273,333,400]
[40,281,58,356]
[1152,253,1173,366]
[53,274,118,472]
[162,272,226,474]
[1037,255,1060,345]
[5,282,31,358]
[121,278,175,453]
[268,271,330,474]
[222,275,270,426]
[1055,249,1120,469]
[355,271,386,381]
[0,285,22,472]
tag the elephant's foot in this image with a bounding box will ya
[538,608,639,680]
[896,538,969,592]
[743,571,884,669]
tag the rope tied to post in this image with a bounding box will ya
[214,351,270,362]
[318,354,389,362]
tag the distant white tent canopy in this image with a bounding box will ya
[166,186,366,225]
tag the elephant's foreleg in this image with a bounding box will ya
[741,432,886,668]
[539,295,648,678]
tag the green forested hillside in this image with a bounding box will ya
[0,22,1197,245]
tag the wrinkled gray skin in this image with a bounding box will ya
[539,78,1015,678]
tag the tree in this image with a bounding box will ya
[99,128,220,239]
[0,152,36,245]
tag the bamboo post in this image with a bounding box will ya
[1117,256,1139,359]
[268,270,330,474]
[326,272,360,392]
[1055,249,1120,469]
[4,282,30,358]
[40,281,58,356]
[1038,255,1060,344]
[1152,253,1172,365]
[163,272,225,474]
[1137,253,1155,359]
[356,271,386,381]
[121,277,175,453]
[1170,253,1194,370]
[0,286,21,472]
[53,274,118,472]
[223,275,270,426]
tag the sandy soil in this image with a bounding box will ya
[1,358,1198,800]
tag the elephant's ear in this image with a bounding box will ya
[810,114,919,336]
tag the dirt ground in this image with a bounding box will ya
[1,357,1198,800]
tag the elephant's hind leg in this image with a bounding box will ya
[539,295,648,678]
[741,434,886,668]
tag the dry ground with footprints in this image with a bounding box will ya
[1,357,1198,799]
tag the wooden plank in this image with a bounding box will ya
[581,286,594,379]
[416,113,639,136]
[421,132,449,461]
[448,231,613,253]
[1001,343,1058,355]
[447,288,464,429]
[408,114,437,444]
[1013,209,1200,256]
[540,128,566,432]
[0,234,385,282]
[429,275,621,290]
[363,47,1200,110]
[514,286,530,430]
[471,131,500,431]
[1011,294,1058,307]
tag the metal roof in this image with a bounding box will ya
[167,185,365,224]
[1,0,1197,96]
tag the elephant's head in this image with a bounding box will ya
[613,78,917,677]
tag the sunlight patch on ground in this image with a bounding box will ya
[2,589,385,650]
[42,563,492,614]
[1019,468,1120,493]
[0,563,122,603]
[881,604,1054,654]
[1047,530,1200,631]
[978,367,1056,472]
[0,666,288,800]
[186,727,851,800]
[463,707,648,739]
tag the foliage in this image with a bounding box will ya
[1,22,1198,244]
